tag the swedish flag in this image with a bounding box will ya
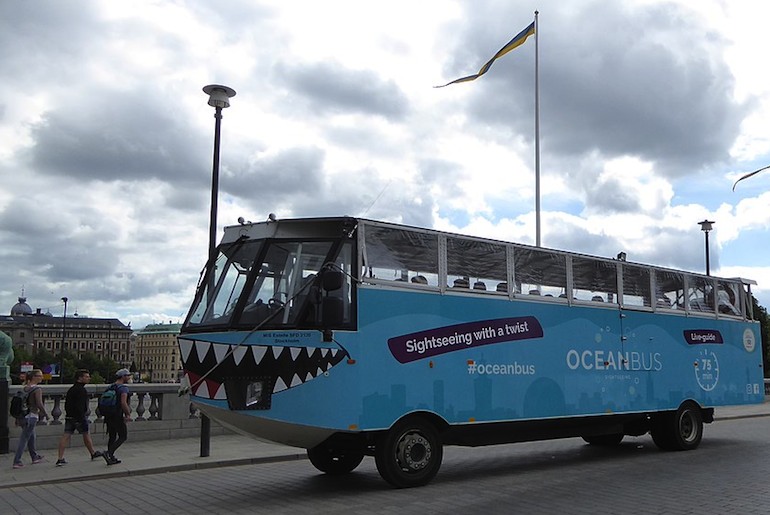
[436,21,535,88]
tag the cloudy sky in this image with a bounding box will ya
[1,0,769,329]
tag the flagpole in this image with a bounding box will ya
[534,10,541,247]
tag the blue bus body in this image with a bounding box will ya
[179,216,764,487]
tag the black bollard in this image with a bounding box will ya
[200,413,210,457]
[0,378,9,454]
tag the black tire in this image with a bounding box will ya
[650,413,675,450]
[375,418,443,488]
[582,433,624,446]
[307,445,364,475]
[650,402,703,451]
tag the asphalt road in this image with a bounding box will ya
[3,415,769,515]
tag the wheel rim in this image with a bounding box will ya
[395,431,432,472]
[679,410,698,443]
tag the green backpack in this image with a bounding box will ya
[98,384,120,416]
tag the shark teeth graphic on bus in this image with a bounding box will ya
[178,338,346,399]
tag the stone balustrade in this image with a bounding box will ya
[6,383,229,452]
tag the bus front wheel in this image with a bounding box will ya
[307,444,365,475]
[650,401,703,451]
[375,418,443,488]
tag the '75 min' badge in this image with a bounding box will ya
[695,349,719,392]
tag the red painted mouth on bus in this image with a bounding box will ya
[178,339,346,400]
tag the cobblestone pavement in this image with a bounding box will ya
[2,415,770,515]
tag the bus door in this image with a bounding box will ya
[618,264,665,410]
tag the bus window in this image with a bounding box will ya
[187,240,263,326]
[238,241,337,327]
[687,275,715,314]
[572,257,618,304]
[363,225,438,285]
[446,238,507,293]
[621,264,651,308]
[515,248,567,298]
[717,280,742,317]
[655,270,684,310]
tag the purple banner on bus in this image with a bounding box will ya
[683,329,724,345]
[388,317,543,364]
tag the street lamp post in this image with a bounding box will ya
[202,84,236,267]
[698,220,715,276]
[60,297,68,383]
[200,84,236,458]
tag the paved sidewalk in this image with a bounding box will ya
[0,434,304,489]
[2,401,768,489]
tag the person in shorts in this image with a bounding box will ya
[56,369,103,466]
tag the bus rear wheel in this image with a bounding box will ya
[375,418,443,488]
[650,401,703,451]
[307,444,365,475]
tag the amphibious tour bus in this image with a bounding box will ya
[179,216,764,488]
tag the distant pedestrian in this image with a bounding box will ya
[102,368,132,465]
[12,368,48,469]
[55,369,103,466]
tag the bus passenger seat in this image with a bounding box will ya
[473,281,487,290]
[411,275,428,284]
[453,278,470,288]
[592,295,604,302]
[496,282,508,293]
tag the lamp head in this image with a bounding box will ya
[203,84,236,109]
[698,220,715,233]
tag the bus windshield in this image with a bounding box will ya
[184,237,354,331]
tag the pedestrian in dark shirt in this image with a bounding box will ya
[56,369,103,466]
[102,368,132,465]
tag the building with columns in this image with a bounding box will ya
[2,296,132,366]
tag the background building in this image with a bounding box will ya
[134,322,182,383]
[2,296,132,366]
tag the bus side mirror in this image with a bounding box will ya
[322,271,343,292]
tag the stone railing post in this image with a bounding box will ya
[148,394,160,420]
[135,393,147,421]
[49,395,63,425]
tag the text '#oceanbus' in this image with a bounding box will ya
[178,215,764,488]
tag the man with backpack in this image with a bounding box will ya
[12,368,48,469]
[100,368,132,465]
[55,369,103,466]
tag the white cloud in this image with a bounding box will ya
[1,0,770,326]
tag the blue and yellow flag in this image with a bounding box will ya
[436,21,535,88]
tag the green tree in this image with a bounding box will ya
[751,296,770,377]
[9,346,32,383]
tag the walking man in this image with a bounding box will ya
[56,369,103,466]
[103,368,132,465]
